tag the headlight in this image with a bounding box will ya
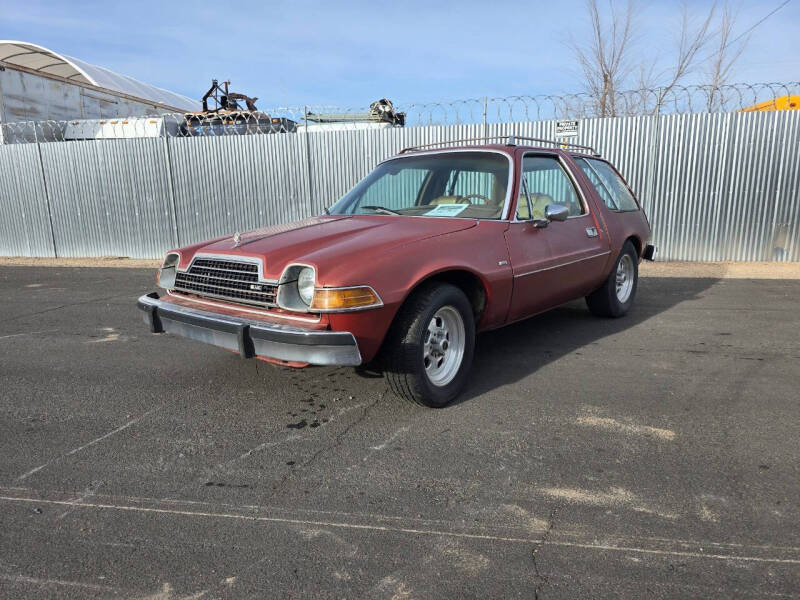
[161,252,180,269]
[277,265,382,312]
[157,252,180,288]
[297,267,315,305]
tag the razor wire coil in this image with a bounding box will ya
[1,82,798,144]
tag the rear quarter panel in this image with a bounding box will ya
[566,154,652,272]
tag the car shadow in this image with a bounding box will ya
[451,276,720,406]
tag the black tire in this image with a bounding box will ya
[382,283,476,408]
[586,241,639,318]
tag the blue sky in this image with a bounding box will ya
[1,0,797,108]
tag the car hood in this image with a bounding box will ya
[195,215,477,280]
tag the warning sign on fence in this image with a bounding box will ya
[555,120,579,138]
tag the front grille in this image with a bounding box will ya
[174,257,277,308]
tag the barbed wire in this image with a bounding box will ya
[1,82,797,144]
[401,82,800,125]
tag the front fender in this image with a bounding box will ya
[326,221,513,362]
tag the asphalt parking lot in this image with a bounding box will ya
[1,265,799,599]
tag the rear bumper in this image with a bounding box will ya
[137,293,362,366]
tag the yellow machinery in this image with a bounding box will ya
[741,96,800,112]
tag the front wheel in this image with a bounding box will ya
[586,241,639,318]
[382,283,475,408]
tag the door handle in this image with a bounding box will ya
[586,227,599,238]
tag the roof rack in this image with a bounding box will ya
[506,136,600,156]
[400,135,600,156]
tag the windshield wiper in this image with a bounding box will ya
[360,205,401,215]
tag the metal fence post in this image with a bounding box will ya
[643,93,664,245]
[303,106,315,216]
[482,97,488,141]
[162,136,181,248]
[34,141,58,258]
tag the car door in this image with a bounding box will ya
[505,153,610,321]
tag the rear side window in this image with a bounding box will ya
[577,158,639,212]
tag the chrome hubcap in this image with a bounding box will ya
[423,306,465,387]
[616,254,634,303]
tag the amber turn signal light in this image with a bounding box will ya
[310,286,382,311]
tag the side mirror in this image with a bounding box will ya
[534,204,569,228]
[545,204,569,222]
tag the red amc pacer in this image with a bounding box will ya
[138,136,655,407]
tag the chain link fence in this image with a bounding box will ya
[2,82,798,144]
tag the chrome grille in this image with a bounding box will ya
[174,257,277,308]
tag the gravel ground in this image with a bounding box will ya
[0,266,798,598]
[0,257,161,269]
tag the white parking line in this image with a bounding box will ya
[371,427,409,450]
[0,573,122,594]
[16,407,160,481]
[220,435,302,469]
[0,330,57,340]
[1,494,799,566]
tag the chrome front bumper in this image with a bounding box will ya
[137,293,362,366]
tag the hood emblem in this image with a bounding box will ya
[232,231,242,246]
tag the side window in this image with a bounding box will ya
[355,168,428,212]
[518,156,585,219]
[578,159,639,212]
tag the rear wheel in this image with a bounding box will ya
[586,241,639,318]
[382,283,475,407]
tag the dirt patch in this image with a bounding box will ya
[539,486,636,506]
[497,504,550,532]
[640,261,800,279]
[0,257,160,268]
[575,416,676,441]
[437,540,491,574]
[699,504,719,523]
[538,486,679,520]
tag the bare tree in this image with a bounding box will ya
[569,0,637,117]
[568,1,729,117]
[652,3,717,112]
[704,4,748,112]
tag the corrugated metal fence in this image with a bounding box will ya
[1,111,798,260]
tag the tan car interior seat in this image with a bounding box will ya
[517,193,554,220]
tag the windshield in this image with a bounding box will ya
[329,152,510,219]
